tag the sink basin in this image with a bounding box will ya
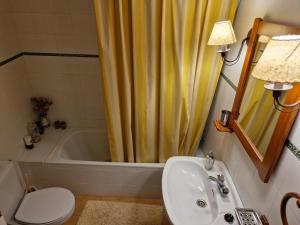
[162,157,243,225]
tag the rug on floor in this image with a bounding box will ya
[76,200,164,225]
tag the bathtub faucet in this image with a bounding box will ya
[208,174,229,197]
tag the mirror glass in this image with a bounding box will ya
[237,35,285,156]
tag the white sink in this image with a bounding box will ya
[162,157,243,225]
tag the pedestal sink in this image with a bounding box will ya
[162,157,243,225]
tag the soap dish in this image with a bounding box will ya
[235,208,263,225]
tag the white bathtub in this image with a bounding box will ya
[21,128,164,199]
[49,128,111,162]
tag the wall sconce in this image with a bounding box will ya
[252,35,300,111]
[208,20,249,66]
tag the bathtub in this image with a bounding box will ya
[48,128,111,162]
[47,128,162,168]
[24,128,164,198]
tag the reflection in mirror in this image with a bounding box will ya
[237,35,286,156]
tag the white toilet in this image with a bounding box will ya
[0,162,75,225]
[14,187,75,225]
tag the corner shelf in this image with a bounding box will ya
[213,120,233,133]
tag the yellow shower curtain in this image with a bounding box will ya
[238,77,281,154]
[93,0,237,162]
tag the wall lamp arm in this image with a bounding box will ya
[273,91,300,112]
[221,37,249,66]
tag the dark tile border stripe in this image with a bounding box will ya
[286,139,300,160]
[23,52,99,58]
[0,52,23,66]
[0,52,99,67]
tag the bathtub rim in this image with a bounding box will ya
[45,158,165,168]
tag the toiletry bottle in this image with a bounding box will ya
[205,151,215,170]
[27,122,41,143]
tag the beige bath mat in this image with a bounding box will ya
[76,200,164,225]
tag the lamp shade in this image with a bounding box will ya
[252,35,300,83]
[208,20,237,46]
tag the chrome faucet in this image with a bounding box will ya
[208,174,229,197]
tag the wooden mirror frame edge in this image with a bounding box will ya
[229,18,300,183]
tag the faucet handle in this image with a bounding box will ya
[217,174,225,183]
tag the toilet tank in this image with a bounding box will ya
[0,161,25,222]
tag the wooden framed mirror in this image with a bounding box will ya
[229,18,300,182]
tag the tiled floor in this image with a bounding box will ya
[63,196,167,225]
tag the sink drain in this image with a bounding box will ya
[196,199,207,208]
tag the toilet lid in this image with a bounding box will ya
[15,187,75,224]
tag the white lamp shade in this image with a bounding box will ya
[252,35,300,83]
[208,20,237,46]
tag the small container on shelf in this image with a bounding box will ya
[23,135,34,150]
[214,109,233,133]
[54,120,67,129]
[27,122,41,143]
[220,110,231,127]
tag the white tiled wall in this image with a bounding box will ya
[24,56,106,129]
[0,58,34,160]
[203,0,300,224]
[11,0,98,54]
[0,0,106,159]
[0,0,20,60]
[10,0,106,130]
[0,0,34,160]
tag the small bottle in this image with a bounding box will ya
[41,116,50,128]
[35,121,44,134]
[27,122,41,143]
[23,135,34,150]
[205,151,215,170]
[54,120,67,129]
[54,120,60,129]
[59,121,67,129]
[220,110,231,127]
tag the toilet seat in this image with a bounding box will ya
[15,187,75,225]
